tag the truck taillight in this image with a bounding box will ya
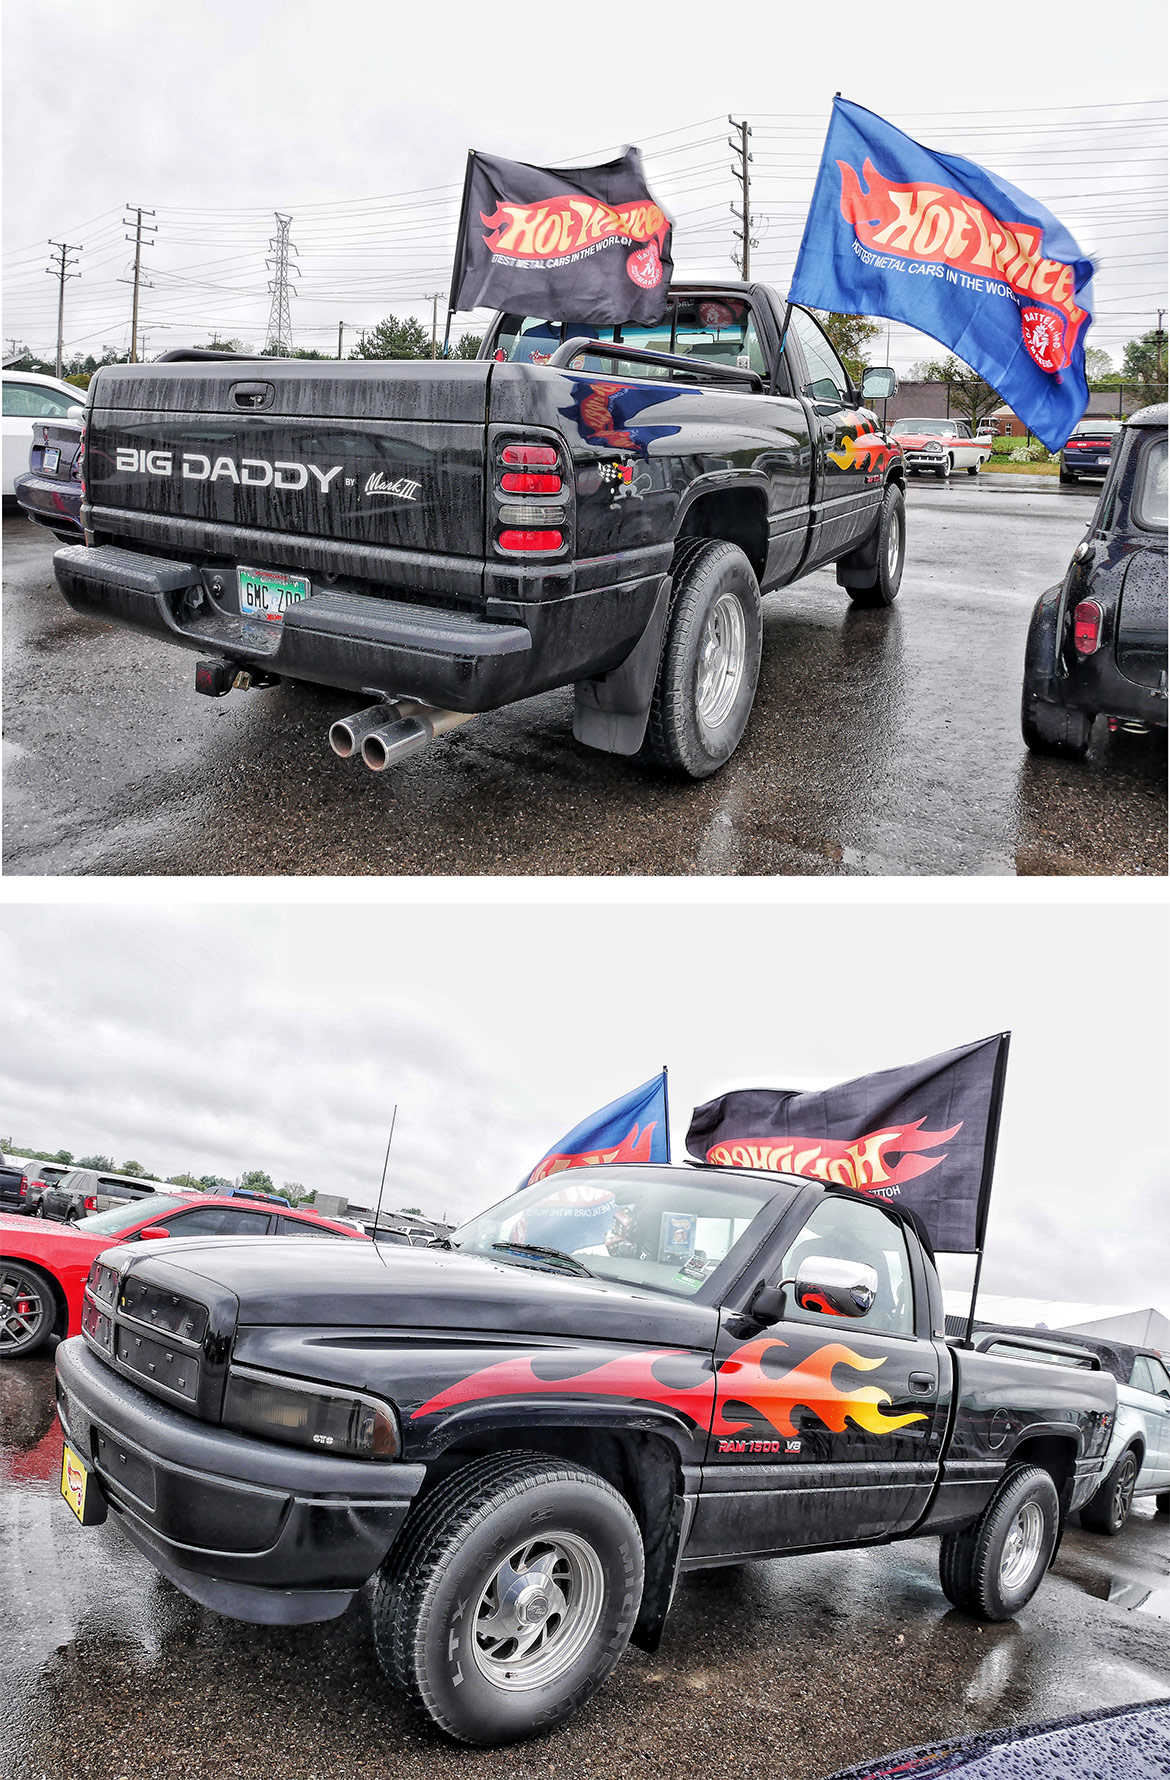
[19,1179,27,1197]
[501,472,561,494]
[75,423,86,493]
[1073,599,1102,655]
[501,444,557,467]
[83,1195,98,1211]
[494,436,570,556]
[498,529,563,553]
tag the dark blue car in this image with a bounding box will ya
[1023,402,1167,758]
[14,412,84,540]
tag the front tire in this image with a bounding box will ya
[0,1262,54,1357]
[1081,1447,1140,1535]
[372,1452,643,1746]
[846,482,905,608]
[1021,692,1093,759]
[939,1465,1059,1621]
[636,538,762,779]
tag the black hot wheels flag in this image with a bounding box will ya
[449,147,673,326]
[686,1034,1010,1253]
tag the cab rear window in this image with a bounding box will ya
[494,299,767,380]
[1133,434,1167,531]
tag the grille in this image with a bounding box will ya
[114,1325,199,1402]
[118,1276,208,1343]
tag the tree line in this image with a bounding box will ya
[2,1139,312,1205]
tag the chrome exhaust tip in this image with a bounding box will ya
[361,714,431,772]
[329,702,399,759]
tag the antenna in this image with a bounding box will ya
[373,1105,398,1235]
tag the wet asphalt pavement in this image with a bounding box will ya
[2,1354,1168,1780]
[3,480,1165,877]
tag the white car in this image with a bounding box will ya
[3,368,86,497]
[1080,1347,1170,1534]
[889,417,994,479]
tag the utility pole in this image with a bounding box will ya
[1156,308,1166,381]
[122,207,156,364]
[46,240,82,379]
[337,320,346,360]
[264,214,298,356]
[728,117,755,281]
[427,292,443,359]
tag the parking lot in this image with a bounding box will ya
[2,1353,1167,1780]
[2,477,1165,877]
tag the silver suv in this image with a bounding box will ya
[39,1167,172,1223]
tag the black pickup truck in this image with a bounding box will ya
[56,1164,1114,1746]
[54,286,904,778]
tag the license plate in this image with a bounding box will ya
[60,1441,105,1524]
[43,447,60,474]
[237,565,311,623]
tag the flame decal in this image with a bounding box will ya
[705,1118,962,1195]
[529,1118,657,1185]
[827,432,896,473]
[412,1337,928,1438]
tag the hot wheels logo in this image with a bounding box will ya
[481,196,669,271]
[528,1119,658,1185]
[838,158,1088,372]
[704,1118,962,1197]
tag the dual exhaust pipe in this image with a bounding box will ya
[329,699,475,772]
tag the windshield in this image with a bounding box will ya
[452,1168,786,1297]
[76,1195,191,1234]
[890,420,957,437]
[493,297,767,380]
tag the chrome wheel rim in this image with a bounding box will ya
[1112,1455,1138,1526]
[696,591,746,730]
[886,507,902,579]
[470,1532,604,1691]
[0,1265,47,1353]
[999,1499,1045,1590]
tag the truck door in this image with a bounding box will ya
[786,306,885,571]
[688,1193,948,1560]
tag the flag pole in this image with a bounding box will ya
[961,1032,1011,1348]
[445,151,476,361]
[661,1065,671,1163]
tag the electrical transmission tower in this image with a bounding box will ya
[264,214,298,355]
[728,117,757,280]
[46,240,82,377]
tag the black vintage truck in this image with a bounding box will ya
[54,286,904,778]
[56,1164,1114,1746]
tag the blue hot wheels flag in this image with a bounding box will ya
[789,98,1095,451]
[526,1071,670,1188]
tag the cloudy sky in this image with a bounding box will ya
[1,900,1165,1312]
[3,1,1165,371]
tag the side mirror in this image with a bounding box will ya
[139,1225,171,1240]
[750,1253,879,1325]
[861,366,897,401]
[66,403,86,420]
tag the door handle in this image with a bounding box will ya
[909,1372,936,1393]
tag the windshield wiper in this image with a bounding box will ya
[490,1242,596,1278]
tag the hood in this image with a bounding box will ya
[109,1237,716,1349]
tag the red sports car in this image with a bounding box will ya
[0,1194,367,1359]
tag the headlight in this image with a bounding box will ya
[222,1366,400,1459]
[927,442,943,454]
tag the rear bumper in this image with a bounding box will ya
[14,471,83,534]
[54,541,665,710]
[55,1336,426,1625]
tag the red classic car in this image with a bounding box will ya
[0,1194,367,1358]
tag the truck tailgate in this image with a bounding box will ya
[85,360,490,566]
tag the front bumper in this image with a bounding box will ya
[54,541,667,711]
[56,1336,425,1625]
[903,451,949,471]
[14,471,83,535]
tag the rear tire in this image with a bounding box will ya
[1021,693,1093,760]
[967,461,980,476]
[371,1452,643,1746]
[0,1261,55,1358]
[1080,1447,1140,1535]
[846,482,905,608]
[635,538,762,779]
[1060,469,1077,485]
[1155,1492,1170,1515]
[938,1465,1059,1621]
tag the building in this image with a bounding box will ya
[942,1291,1169,1355]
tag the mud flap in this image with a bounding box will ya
[572,573,671,756]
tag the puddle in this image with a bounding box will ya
[1108,1579,1170,1619]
